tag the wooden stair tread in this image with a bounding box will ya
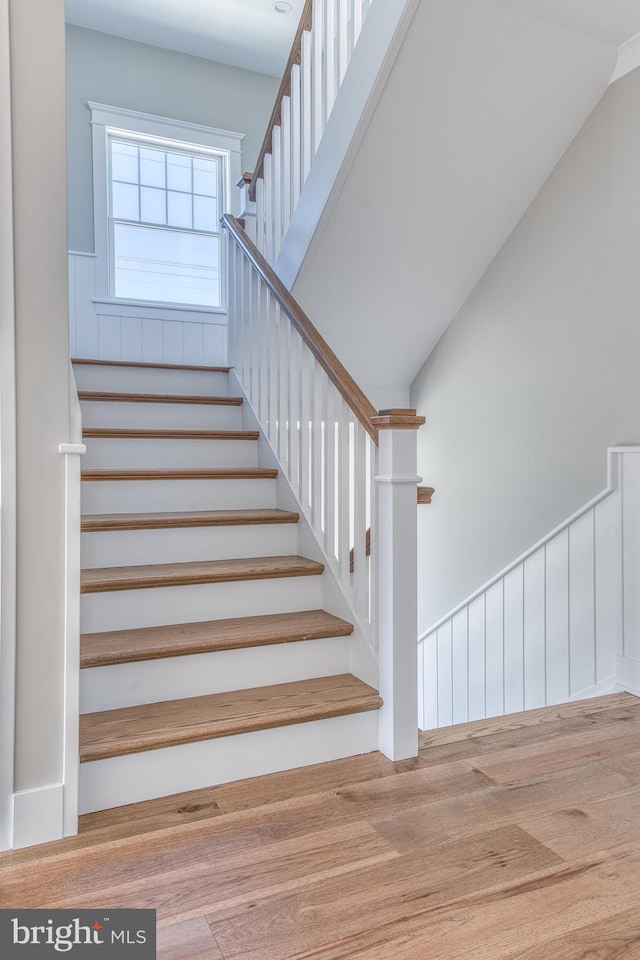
[78,391,243,406]
[83,427,259,440]
[72,358,230,372]
[82,467,278,481]
[81,555,324,594]
[81,508,299,532]
[79,674,382,761]
[80,610,354,668]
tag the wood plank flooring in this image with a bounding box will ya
[2,692,640,959]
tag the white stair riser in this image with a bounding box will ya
[81,524,298,568]
[80,637,350,712]
[78,711,379,813]
[80,575,323,633]
[81,478,277,513]
[82,437,258,470]
[80,400,243,431]
[73,365,229,396]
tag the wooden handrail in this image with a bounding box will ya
[222,213,379,443]
[249,0,314,202]
[418,486,435,504]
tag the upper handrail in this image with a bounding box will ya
[222,212,379,442]
[249,0,314,202]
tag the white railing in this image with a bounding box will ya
[227,214,377,640]
[418,449,626,731]
[224,213,424,759]
[247,0,372,263]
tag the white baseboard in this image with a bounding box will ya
[12,784,64,849]
[616,655,640,698]
[564,676,617,703]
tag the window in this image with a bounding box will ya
[110,137,223,308]
[90,105,243,315]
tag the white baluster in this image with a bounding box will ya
[338,0,349,85]
[290,63,302,214]
[352,0,362,54]
[268,294,279,447]
[312,0,327,154]
[249,266,259,408]
[227,237,237,369]
[263,153,274,264]
[324,387,337,563]
[311,361,325,534]
[338,398,351,586]
[300,29,313,183]
[280,94,292,236]
[259,279,269,428]
[289,327,300,492]
[236,252,246,384]
[325,0,337,121]
[367,434,375,631]
[278,312,290,467]
[299,347,312,513]
[353,421,368,621]
[255,177,265,256]
[271,127,282,260]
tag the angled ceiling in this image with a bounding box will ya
[65,0,640,81]
[64,0,306,77]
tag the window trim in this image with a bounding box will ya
[89,103,243,313]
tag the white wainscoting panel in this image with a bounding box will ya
[417,447,637,730]
[68,253,227,366]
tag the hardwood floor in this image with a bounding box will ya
[2,691,640,958]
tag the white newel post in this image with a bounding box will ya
[372,409,425,761]
[236,173,257,244]
[57,365,86,838]
[57,440,85,838]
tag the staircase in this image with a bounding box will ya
[73,357,382,815]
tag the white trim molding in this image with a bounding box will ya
[0,0,17,853]
[89,102,243,305]
[87,103,244,152]
[80,102,243,366]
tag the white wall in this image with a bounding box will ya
[412,67,640,632]
[10,0,70,807]
[66,24,279,253]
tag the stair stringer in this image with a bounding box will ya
[231,369,378,693]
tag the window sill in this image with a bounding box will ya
[92,299,227,324]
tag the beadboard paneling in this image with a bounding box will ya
[418,448,633,730]
[68,253,227,366]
